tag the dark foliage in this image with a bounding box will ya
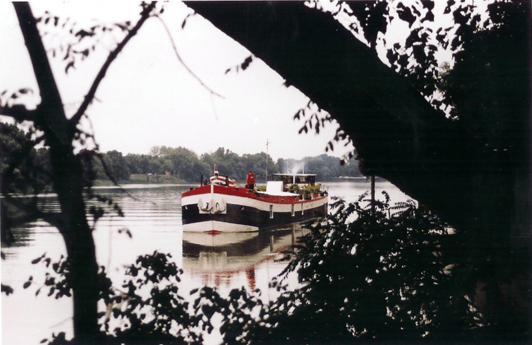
[0,123,51,195]
[442,2,529,156]
[36,252,199,345]
[238,194,481,343]
[101,252,202,344]
[4,1,530,343]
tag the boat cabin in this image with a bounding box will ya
[272,173,316,186]
[270,173,322,199]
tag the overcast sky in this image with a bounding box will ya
[1,1,354,161]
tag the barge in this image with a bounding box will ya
[181,171,328,232]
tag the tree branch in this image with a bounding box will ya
[13,3,69,144]
[69,2,157,126]
[183,2,505,237]
[0,104,38,122]
[154,15,224,99]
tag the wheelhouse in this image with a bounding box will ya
[272,173,316,186]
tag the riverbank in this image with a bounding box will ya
[92,176,386,187]
[92,174,187,186]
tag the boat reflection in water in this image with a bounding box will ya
[182,223,308,289]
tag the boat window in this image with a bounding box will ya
[270,205,274,219]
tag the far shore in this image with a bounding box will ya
[92,175,186,186]
[92,175,379,187]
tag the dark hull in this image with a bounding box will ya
[181,184,328,232]
[182,202,327,232]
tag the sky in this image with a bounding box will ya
[0,1,354,161]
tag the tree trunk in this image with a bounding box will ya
[14,3,100,341]
[49,143,100,341]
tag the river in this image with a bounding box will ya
[1,181,411,344]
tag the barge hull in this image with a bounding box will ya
[182,190,327,232]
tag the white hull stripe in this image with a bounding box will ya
[182,193,327,213]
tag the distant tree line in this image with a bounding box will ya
[280,155,363,181]
[143,146,362,182]
[97,147,364,182]
[2,127,362,188]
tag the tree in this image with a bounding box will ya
[306,159,332,180]
[168,147,200,180]
[184,0,530,332]
[124,153,142,174]
[1,3,158,341]
[105,150,130,181]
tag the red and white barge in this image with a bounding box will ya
[181,173,328,232]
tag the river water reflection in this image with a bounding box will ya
[2,181,410,344]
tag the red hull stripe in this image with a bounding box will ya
[182,185,325,205]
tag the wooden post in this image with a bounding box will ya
[292,226,296,246]
[371,175,375,216]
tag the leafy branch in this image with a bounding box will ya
[69,2,158,126]
[293,100,351,155]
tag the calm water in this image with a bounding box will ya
[2,181,411,344]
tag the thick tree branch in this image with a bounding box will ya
[0,104,38,122]
[184,2,529,245]
[184,4,474,212]
[13,2,69,144]
[69,2,157,126]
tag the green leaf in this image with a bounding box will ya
[31,254,44,264]
[1,284,14,295]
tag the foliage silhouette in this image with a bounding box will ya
[2,1,530,343]
[30,193,510,344]
[185,1,531,335]
[236,194,480,343]
[184,0,530,245]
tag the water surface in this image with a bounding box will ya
[2,181,410,344]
